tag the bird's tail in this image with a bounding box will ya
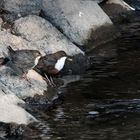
[7,46,15,54]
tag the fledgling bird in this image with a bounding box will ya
[34,51,72,86]
[6,46,41,79]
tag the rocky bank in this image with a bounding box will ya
[0,0,136,136]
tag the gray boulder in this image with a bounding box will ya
[0,83,37,124]
[1,0,42,22]
[41,0,115,50]
[0,31,38,57]
[0,66,47,98]
[13,15,84,56]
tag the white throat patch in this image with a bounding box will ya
[55,57,67,71]
[33,56,41,68]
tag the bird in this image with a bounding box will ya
[34,51,72,86]
[5,46,42,80]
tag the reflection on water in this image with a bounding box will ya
[7,12,140,140]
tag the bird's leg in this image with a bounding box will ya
[44,74,56,87]
[44,74,53,87]
[50,76,56,87]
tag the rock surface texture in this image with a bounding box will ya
[0,83,37,124]
[41,0,115,49]
[106,0,135,10]
[0,67,47,98]
[1,0,42,22]
[13,15,84,55]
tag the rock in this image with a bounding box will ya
[0,66,47,98]
[0,18,3,30]
[100,0,136,22]
[61,53,91,75]
[41,0,116,50]
[1,0,42,22]
[0,88,37,124]
[0,31,37,57]
[60,75,81,88]
[13,15,84,56]
[0,123,26,138]
[106,0,135,10]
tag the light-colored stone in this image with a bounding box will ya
[0,31,36,57]
[13,15,84,55]
[0,66,47,98]
[0,85,37,124]
[42,0,113,46]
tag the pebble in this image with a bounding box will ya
[88,111,99,116]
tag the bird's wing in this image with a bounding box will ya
[6,61,23,76]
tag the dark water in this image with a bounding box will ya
[19,11,140,140]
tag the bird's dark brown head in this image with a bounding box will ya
[51,51,67,60]
[56,51,67,56]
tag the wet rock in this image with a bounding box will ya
[25,86,59,104]
[13,15,84,56]
[100,0,135,23]
[61,53,91,75]
[60,75,81,87]
[41,0,116,50]
[0,122,33,139]
[1,0,42,22]
[106,0,135,10]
